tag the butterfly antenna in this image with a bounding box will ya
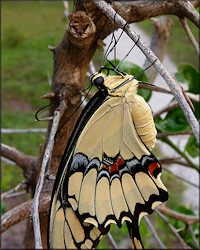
[54,84,93,140]
[101,15,117,66]
[106,59,127,77]
[115,35,140,70]
[113,13,118,66]
[110,59,157,92]
[102,12,126,67]
[134,59,157,79]
[108,17,127,60]
[35,86,92,121]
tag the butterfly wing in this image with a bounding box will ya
[48,90,108,249]
[48,92,168,249]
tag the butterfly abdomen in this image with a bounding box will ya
[130,94,157,150]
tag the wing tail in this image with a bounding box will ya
[126,221,144,249]
[49,201,109,249]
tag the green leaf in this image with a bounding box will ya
[104,59,152,102]
[155,107,190,133]
[175,63,200,94]
[175,63,200,120]
[185,135,200,158]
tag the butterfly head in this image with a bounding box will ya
[90,70,138,98]
[90,72,107,91]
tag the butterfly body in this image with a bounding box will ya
[92,72,157,150]
[48,71,168,249]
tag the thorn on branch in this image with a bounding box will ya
[41,91,55,99]
[48,45,57,52]
[45,173,56,181]
[182,89,195,113]
[34,116,53,122]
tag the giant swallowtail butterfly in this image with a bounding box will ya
[48,66,168,249]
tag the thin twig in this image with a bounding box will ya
[107,232,118,249]
[189,225,200,248]
[1,143,36,171]
[1,156,16,165]
[93,0,200,144]
[160,137,199,171]
[161,165,199,188]
[156,205,199,226]
[179,17,199,55]
[2,190,27,199]
[138,84,199,104]
[63,1,69,19]
[34,116,53,122]
[47,71,52,86]
[89,60,96,74]
[143,16,174,82]
[157,130,193,139]
[1,181,26,200]
[2,128,47,134]
[31,101,67,249]
[155,208,192,249]
[143,216,166,249]
[159,157,190,167]
[1,194,51,233]
[153,99,179,119]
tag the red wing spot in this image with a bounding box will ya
[111,163,118,174]
[148,163,160,177]
[117,157,125,167]
[101,164,109,170]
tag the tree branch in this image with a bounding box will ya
[157,205,199,226]
[160,137,199,171]
[153,99,179,119]
[161,163,199,188]
[1,194,50,234]
[1,181,26,200]
[155,208,192,249]
[179,17,199,55]
[157,131,193,139]
[94,0,200,144]
[2,128,47,134]
[107,232,118,249]
[31,101,67,249]
[143,216,166,249]
[1,143,36,170]
[1,143,38,182]
[111,0,200,28]
[143,16,174,82]
[189,225,200,248]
